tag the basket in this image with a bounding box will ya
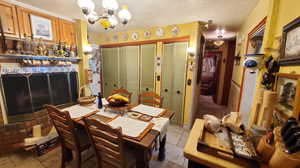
[77,85,96,106]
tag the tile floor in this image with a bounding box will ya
[0,124,190,168]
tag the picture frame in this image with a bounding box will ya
[274,73,300,119]
[30,14,53,41]
[280,16,300,66]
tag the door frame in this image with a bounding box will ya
[237,17,267,112]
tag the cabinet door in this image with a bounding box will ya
[16,7,59,42]
[162,42,188,125]
[140,44,155,93]
[119,46,139,104]
[59,19,76,45]
[0,1,19,37]
[102,48,119,97]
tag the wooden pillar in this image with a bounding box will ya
[75,19,89,87]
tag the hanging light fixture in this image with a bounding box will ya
[77,0,131,30]
[214,28,225,47]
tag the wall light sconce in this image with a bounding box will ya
[83,45,93,54]
[187,47,196,57]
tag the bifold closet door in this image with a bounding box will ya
[119,46,139,104]
[162,42,188,125]
[140,44,156,93]
[102,47,119,97]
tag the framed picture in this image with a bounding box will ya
[280,16,300,66]
[274,73,300,119]
[30,15,53,40]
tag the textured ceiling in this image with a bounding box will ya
[16,0,258,38]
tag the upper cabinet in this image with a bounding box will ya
[16,6,60,42]
[58,19,76,45]
[0,1,19,38]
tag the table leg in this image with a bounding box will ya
[135,148,150,168]
[158,135,166,161]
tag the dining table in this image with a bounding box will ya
[68,103,174,168]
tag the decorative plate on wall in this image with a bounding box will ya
[171,26,180,36]
[112,34,118,42]
[156,28,164,37]
[122,33,129,41]
[131,32,139,40]
[144,31,151,38]
[105,36,110,42]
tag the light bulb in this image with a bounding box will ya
[108,15,118,28]
[102,0,119,11]
[86,11,99,24]
[118,5,131,24]
[77,0,95,15]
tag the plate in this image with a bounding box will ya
[156,28,164,37]
[122,33,128,41]
[131,32,139,40]
[144,31,151,38]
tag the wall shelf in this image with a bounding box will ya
[0,54,81,62]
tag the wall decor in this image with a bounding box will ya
[131,32,139,40]
[280,16,300,66]
[112,34,118,42]
[105,36,110,42]
[171,26,179,36]
[144,31,151,38]
[156,28,164,37]
[30,15,53,41]
[274,73,300,118]
[122,33,128,41]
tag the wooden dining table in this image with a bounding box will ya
[72,104,174,168]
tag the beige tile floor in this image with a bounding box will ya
[0,124,190,168]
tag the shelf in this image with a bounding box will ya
[0,54,81,62]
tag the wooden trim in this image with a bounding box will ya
[237,17,267,112]
[101,36,190,48]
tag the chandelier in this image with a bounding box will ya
[77,0,132,30]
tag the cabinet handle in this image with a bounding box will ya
[177,90,181,94]
[105,82,108,86]
[164,89,168,92]
[146,88,149,91]
[113,84,117,87]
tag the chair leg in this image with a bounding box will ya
[61,147,66,168]
[76,151,82,168]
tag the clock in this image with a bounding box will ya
[131,32,139,40]
[156,28,164,37]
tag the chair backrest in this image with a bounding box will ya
[138,92,163,108]
[44,104,80,150]
[112,88,132,103]
[83,118,125,168]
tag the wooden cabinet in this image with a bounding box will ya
[16,6,60,42]
[59,19,76,45]
[0,1,19,38]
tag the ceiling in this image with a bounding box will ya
[16,0,259,39]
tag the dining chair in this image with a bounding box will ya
[83,117,136,168]
[138,92,164,107]
[112,88,133,103]
[44,105,92,168]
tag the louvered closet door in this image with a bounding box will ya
[102,47,119,97]
[119,46,139,104]
[140,44,156,93]
[162,42,188,125]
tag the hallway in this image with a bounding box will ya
[195,95,230,119]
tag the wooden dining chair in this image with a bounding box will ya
[112,88,133,103]
[83,118,136,168]
[138,92,164,107]
[44,104,92,168]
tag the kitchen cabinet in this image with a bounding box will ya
[0,1,19,38]
[58,19,76,45]
[16,6,60,42]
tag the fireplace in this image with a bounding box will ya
[1,72,78,123]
